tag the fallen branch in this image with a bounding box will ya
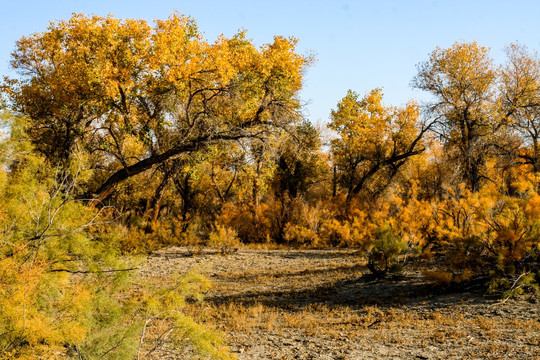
[491,272,529,306]
[49,267,138,274]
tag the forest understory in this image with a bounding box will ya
[140,247,540,360]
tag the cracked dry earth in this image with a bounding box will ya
[139,247,540,360]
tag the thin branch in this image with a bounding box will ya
[49,267,138,274]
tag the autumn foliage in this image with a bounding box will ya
[1,12,539,359]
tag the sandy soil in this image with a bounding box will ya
[140,247,539,360]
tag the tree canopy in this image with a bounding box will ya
[329,88,429,204]
[412,41,497,192]
[4,13,310,200]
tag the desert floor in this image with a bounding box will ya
[140,247,539,360]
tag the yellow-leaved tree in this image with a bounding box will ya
[4,13,310,202]
[329,88,430,207]
[412,41,497,192]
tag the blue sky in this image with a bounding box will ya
[1,1,539,123]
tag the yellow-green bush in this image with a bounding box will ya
[0,114,232,359]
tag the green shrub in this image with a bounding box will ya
[366,224,409,277]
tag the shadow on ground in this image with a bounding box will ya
[199,250,495,312]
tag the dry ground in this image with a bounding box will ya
[139,247,539,360]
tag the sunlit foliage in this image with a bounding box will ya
[1,14,539,358]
